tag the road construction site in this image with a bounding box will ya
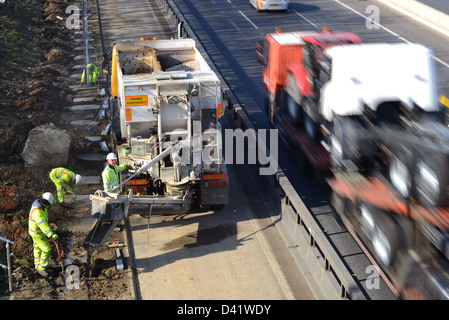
[3,0,449,301]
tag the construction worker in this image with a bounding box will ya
[28,192,59,277]
[102,153,130,193]
[101,53,110,75]
[80,63,100,86]
[49,167,82,203]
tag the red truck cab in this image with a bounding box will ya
[258,29,361,103]
[257,29,360,173]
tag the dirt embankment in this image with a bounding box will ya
[0,0,74,250]
[0,0,131,299]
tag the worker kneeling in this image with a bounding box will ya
[28,192,59,277]
[49,167,82,203]
[102,153,130,193]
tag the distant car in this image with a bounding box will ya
[249,0,289,12]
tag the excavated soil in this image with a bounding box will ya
[0,0,132,299]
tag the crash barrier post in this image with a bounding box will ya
[0,236,14,292]
[82,0,90,86]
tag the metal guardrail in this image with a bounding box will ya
[0,236,14,292]
[156,0,367,299]
[82,0,90,87]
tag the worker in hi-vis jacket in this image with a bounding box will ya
[49,167,82,203]
[28,192,58,277]
[102,153,130,193]
[81,63,100,86]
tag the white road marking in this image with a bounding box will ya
[231,20,241,31]
[292,9,318,28]
[239,10,258,29]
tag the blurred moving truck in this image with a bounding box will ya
[258,29,449,299]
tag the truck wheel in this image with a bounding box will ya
[303,99,321,142]
[285,72,304,126]
[358,203,399,268]
[393,214,415,251]
[304,113,318,142]
[330,117,345,168]
[267,92,276,123]
[372,215,398,268]
[330,116,357,168]
[414,152,448,207]
[389,147,414,199]
[330,134,343,169]
[286,93,302,126]
[358,203,376,242]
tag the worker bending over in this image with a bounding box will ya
[102,153,130,193]
[28,192,59,277]
[49,167,82,203]
[81,63,100,86]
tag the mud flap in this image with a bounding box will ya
[199,178,229,207]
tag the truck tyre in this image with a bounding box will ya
[267,92,276,123]
[285,72,304,126]
[330,136,343,169]
[414,152,448,207]
[389,147,414,199]
[371,212,399,269]
[393,214,415,251]
[330,117,345,168]
[330,116,362,168]
[358,203,399,268]
[303,99,321,142]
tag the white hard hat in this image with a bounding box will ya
[106,153,118,160]
[42,192,54,205]
[74,174,82,185]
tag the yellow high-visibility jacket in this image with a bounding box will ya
[28,200,55,238]
[50,167,77,203]
[102,163,128,193]
[81,64,100,84]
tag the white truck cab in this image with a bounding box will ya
[320,43,438,123]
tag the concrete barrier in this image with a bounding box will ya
[378,0,449,37]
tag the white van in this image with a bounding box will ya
[249,0,289,11]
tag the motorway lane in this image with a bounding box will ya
[171,0,449,299]
[97,0,316,300]
[99,0,177,47]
